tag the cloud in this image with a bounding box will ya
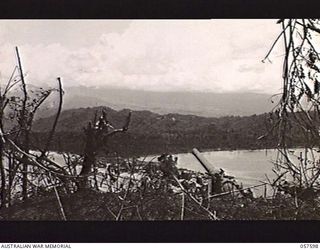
[0,20,284,94]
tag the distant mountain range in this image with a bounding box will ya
[59,86,277,118]
[10,85,277,119]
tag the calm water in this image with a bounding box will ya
[176,149,277,187]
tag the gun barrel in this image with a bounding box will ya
[191,148,219,175]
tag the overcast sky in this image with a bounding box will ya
[0,20,284,94]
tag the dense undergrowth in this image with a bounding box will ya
[1,189,320,220]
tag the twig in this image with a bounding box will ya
[116,171,133,221]
[171,174,218,220]
[136,205,142,220]
[49,173,67,221]
[180,192,185,220]
[42,77,64,156]
[207,183,269,199]
[263,22,290,62]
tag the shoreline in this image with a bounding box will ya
[137,145,305,159]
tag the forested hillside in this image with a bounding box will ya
[30,106,284,156]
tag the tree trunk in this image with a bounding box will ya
[0,113,6,208]
[22,131,30,201]
[7,152,12,206]
[0,140,5,208]
[78,126,96,190]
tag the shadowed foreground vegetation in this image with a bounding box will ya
[2,189,320,220]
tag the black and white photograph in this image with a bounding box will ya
[0,19,319,223]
